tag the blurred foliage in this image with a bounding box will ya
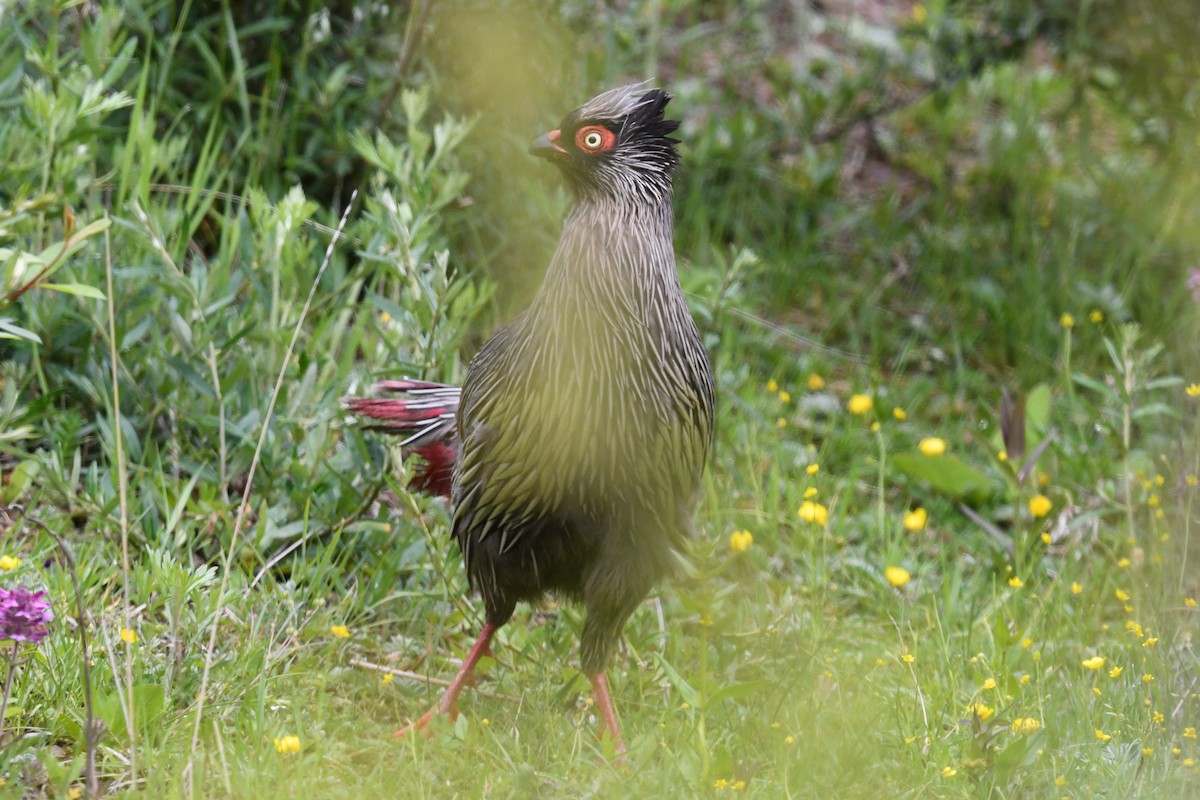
[0,2,1198,796]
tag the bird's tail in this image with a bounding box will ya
[343,380,460,497]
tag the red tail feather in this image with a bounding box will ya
[344,380,461,498]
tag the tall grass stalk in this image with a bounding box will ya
[184,192,358,794]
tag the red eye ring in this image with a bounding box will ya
[575,125,616,152]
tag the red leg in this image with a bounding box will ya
[393,622,498,739]
[589,672,627,758]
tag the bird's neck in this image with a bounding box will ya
[535,191,678,312]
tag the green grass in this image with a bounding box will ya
[2,1,1200,798]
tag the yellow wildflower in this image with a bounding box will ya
[807,373,825,391]
[1055,776,1066,787]
[797,501,829,525]
[729,530,753,553]
[1187,384,1200,398]
[1143,673,1154,683]
[1021,638,1033,648]
[918,437,946,456]
[982,678,997,690]
[1117,557,1131,568]
[1186,597,1198,608]
[941,766,957,778]
[1041,532,1051,545]
[1082,656,1106,670]
[1142,748,1154,756]
[784,735,795,745]
[870,421,880,432]
[1109,666,1123,678]
[1142,637,1158,648]
[806,463,820,475]
[885,566,911,588]
[67,788,82,800]
[1095,729,1111,742]
[767,379,778,393]
[1185,727,1197,739]
[1008,576,1023,588]
[803,487,818,499]
[1154,711,1164,723]
[902,653,915,663]
[120,628,138,644]
[848,394,873,415]
[1012,717,1042,734]
[1089,309,1104,323]
[381,672,393,686]
[1115,589,1130,602]
[893,407,907,420]
[776,417,788,428]
[1185,758,1196,768]
[733,781,746,791]
[274,735,301,754]
[0,555,20,571]
[1019,674,1031,685]
[331,625,350,638]
[1070,582,1082,594]
[778,390,792,404]
[1060,313,1075,328]
[1028,494,1052,518]
[1093,687,1102,696]
[903,507,927,532]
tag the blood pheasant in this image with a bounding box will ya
[348,85,714,754]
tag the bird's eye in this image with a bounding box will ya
[575,125,615,152]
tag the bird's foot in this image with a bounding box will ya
[391,705,458,739]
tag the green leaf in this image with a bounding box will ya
[0,317,42,343]
[40,282,106,300]
[94,683,167,743]
[893,453,995,503]
[1,459,39,504]
[1025,383,1051,432]
[653,653,700,708]
[708,679,775,706]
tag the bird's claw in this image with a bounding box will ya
[391,705,459,740]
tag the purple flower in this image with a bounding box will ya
[0,587,53,644]
[1189,268,1200,303]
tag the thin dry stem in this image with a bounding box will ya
[348,658,518,703]
[183,191,359,794]
[103,217,138,776]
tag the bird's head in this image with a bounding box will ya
[530,85,680,199]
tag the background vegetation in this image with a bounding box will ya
[1,0,1198,796]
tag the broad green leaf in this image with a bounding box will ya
[1025,383,1051,432]
[893,453,994,503]
[2,459,39,504]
